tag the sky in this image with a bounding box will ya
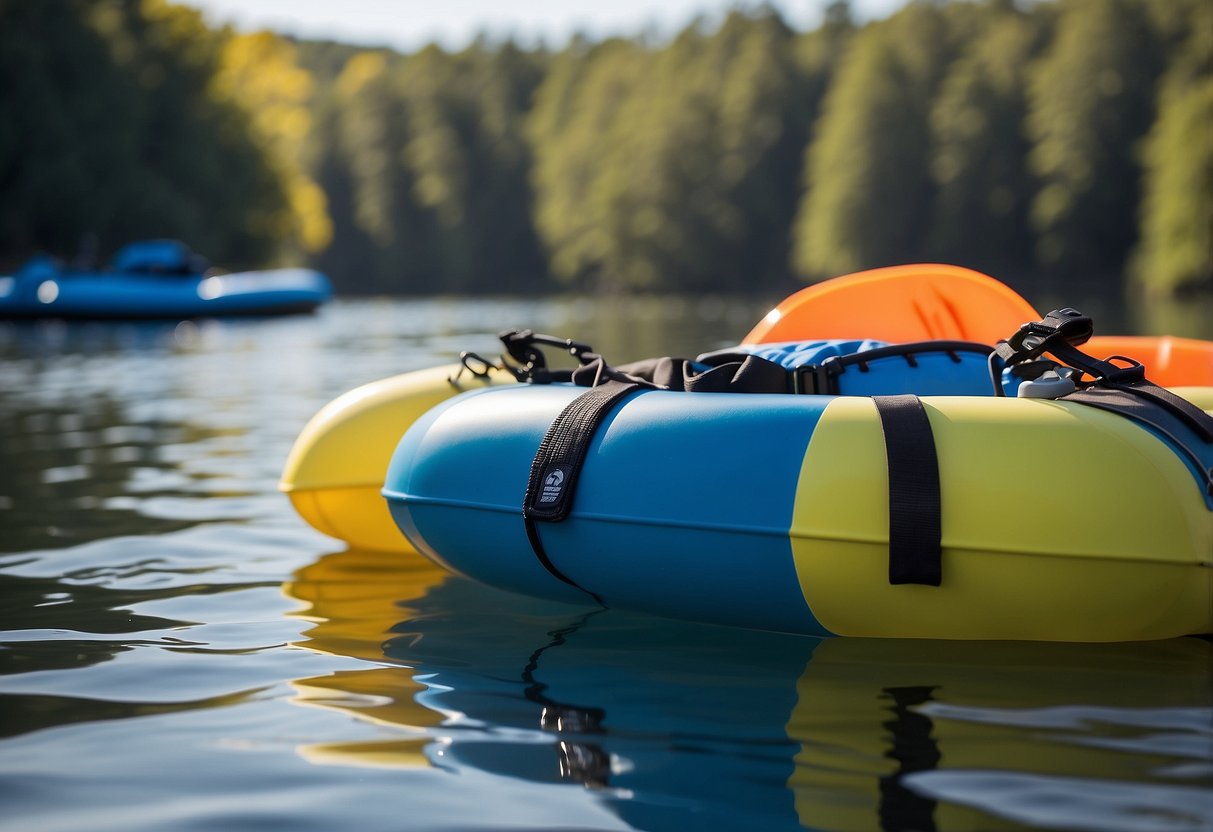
[184,0,906,53]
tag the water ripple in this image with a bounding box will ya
[906,770,1213,832]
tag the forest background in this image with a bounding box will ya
[1,0,1209,304]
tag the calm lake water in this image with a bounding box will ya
[1,297,1210,832]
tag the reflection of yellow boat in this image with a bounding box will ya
[286,549,451,768]
[285,546,447,661]
[282,547,1213,830]
[788,637,1213,831]
[291,669,436,769]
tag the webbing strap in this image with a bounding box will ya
[522,379,645,603]
[1063,387,1213,496]
[523,520,605,606]
[525,380,643,521]
[1106,378,1213,442]
[873,395,943,586]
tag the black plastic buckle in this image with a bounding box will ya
[499,329,595,383]
[791,363,838,395]
[1006,308,1092,356]
[1095,355,1146,385]
[448,350,505,388]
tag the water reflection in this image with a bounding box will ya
[0,548,287,743]
[0,398,212,552]
[285,547,449,769]
[0,316,333,553]
[286,547,1213,832]
[0,569,190,642]
[0,687,263,742]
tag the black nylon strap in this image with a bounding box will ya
[1105,379,1213,442]
[873,395,943,586]
[525,379,643,521]
[1063,387,1213,495]
[523,518,605,605]
[522,379,644,602]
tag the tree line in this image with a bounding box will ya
[1,0,1209,300]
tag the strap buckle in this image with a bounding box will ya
[992,308,1107,395]
[448,350,503,388]
[499,329,596,384]
[1094,355,1147,385]
[999,307,1093,365]
[791,363,839,395]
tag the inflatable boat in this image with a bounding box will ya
[384,381,1213,643]
[382,311,1213,642]
[280,265,1213,562]
[0,240,331,319]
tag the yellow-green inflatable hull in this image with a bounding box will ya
[279,364,512,551]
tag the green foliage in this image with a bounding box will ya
[216,31,332,257]
[1132,0,1213,295]
[1026,0,1165,279]
[530,9,813,291]
[526,37,650,289]
[308,51,427,293]
[793,3,958,278]
[0,0,292,269]
[304,42,546,293]
[1,0,1209,300]
[927,7,1046,273]
[400,42,549,292]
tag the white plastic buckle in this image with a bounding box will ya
[1017,367,1077,399]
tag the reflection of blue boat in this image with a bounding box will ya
[286,548,1213,832]
[0,240,331,319]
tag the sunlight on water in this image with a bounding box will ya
[0,298,1210,832]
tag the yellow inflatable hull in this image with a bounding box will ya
[791,392,1213,640]
[279,364,513,551]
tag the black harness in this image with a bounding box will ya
[993,308,1213,498]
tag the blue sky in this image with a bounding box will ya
[184,0,906,52]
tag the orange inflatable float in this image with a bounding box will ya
[743,264,1213,387]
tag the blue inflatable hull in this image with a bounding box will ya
[383,382,1213,641]
[0,264,331,320]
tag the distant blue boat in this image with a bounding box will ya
[0,240,332,320]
